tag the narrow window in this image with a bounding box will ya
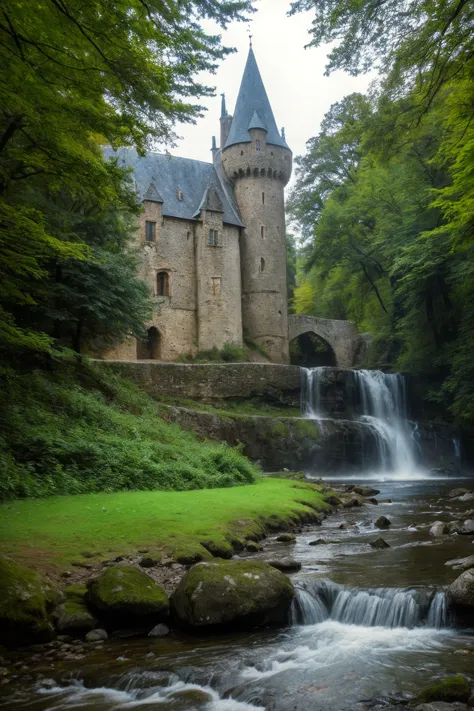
[255,139,261,152]
[145,221,156,242]
[186,231,191,241]
[260,257,265,272]
[261,226,265,239]
[262,192,265,205]
[177,189,183,201]
[211,277,222,296]
[240,150,244,156]
[208,229,219,246]
[157,271,169,296]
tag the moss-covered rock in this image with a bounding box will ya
[413,676,470,705]
[87,566,169,624]
[53,599,97,635]
[171,559,295,630]
[200,538,234,559]
[447,568,474,610]
[64,583,88,601]
[0,556,59,647]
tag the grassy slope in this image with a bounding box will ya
[0,356,260,499]
[0,479,329,573]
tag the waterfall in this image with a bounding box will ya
[301,367,417,475]
[453,437,461,460]
[291,580,449,630]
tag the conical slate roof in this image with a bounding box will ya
[224,48,289,150]
[248,110,267,131]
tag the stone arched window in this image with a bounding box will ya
[157,271,170,297]
[255,139,261,152]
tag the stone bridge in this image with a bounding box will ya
[288,314,363,368]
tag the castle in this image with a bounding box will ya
[105,47,293,364]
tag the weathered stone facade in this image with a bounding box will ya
[102,47,364,368]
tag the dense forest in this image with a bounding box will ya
[288,0,474,425]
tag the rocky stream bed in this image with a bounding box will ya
[1,476,474,711]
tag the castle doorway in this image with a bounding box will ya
[136,327,161,360]
[289,331,336,367]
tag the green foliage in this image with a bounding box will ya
[0,355,259,499]
[289,2,474,424]
[0,0,253,352]
[244,339,271,361]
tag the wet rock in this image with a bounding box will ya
[276,533,296,543]
[353,486,380,497]
[139,557,157,569]
[87,566,169,624]
[85,628,108,642]
[53,600,97,636]
[430,521,450,537]
[378,499,393,504]
[460,520,474,535]
[148,623,169,637]
[447,522,463,535]
[448,488,470,498]
[167,689,212,709]
[447,569,474,610]
[245,541,263,553]
[370,537,390,549]
[324,495,342,507]
[171,559,295,630]
[0,556,59,648]
[458,493,474,502]
[413,676,471,705]
[309,539,327,546]
[267,558,302,573]
[366,498,379,505]
[342,497,362,508]
[445,555,474,571]
[145,652,155,659]
[375,516,391,529]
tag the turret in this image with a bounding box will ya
[220,94,233,151]
[221,48,292,363]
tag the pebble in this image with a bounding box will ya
[148,624,170,638]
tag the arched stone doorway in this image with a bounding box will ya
[136,326,161,360]
[289,331,337,367]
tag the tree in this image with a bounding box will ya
[0,0,254,352]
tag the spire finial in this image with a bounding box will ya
[247,26,253,48]
[220,92,227,118]
[281,127,286,140]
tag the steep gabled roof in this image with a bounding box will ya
[194,186,224,217]
[248,110,267,132]
[224,48,289,150]
[143,182,163,203]
[104,147,243,228]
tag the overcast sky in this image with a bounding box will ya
[169,0,373,187]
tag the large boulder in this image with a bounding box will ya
[53,599,97,636]
[375,516,391,529]
[87,566,169,625]
[0,556,59,647]
[430,521,450,537]
[445,555,474,571]
[448,488,470,499]
[413,676,470,705]
[447,569,474,611]
[460,520,474,535]
[171,559,295,630]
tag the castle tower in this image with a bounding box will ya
[221,48,292,363]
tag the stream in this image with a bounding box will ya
[2,478,473,711]
[2,369,474,710]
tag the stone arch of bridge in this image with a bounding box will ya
[287,314,360,369]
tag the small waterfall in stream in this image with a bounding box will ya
[301,367,417,475]
[291,580,449,629]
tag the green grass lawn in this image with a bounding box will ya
[0,479,329,573]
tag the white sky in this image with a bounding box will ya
[170,0,373,189]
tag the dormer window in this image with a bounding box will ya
[177,189,183,201]
[145,221,156,242]
[255,139,261,152]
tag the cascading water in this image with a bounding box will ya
[301,367,418,475]
[291,580,449,630]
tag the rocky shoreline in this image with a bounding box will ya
[1,480,474,706]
